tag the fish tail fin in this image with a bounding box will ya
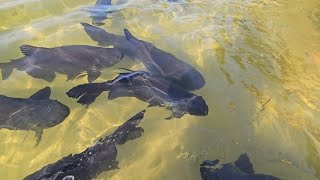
[0,61,15,80]
[66,82,111,106]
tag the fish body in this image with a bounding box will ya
[0,45,124,82]
[0,87,70,146]
[24,110,145,180]
[80,23,205,90]
[200,153,281,180]
[67,71,208,119]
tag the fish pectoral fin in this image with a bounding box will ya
[66,72,81,81]
[20,45,38,56]
[87,70,101,83]
[26,68,56,82]
[108,88,134,100]
[165,108,185,120]
[147,100,159,107]
[30,87,51,100]
[34,129,43,147]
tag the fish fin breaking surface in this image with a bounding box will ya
[30,87,51,100]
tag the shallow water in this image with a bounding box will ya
[0,0,320,179]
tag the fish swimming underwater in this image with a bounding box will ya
[81,22,137,60]
[24,110,145,180]
[0,45,124,82]
[87,0,134,26]
[89,0,112,26]
[67,70,208,119]
[80,22,205,91]
[200,153,281,180]
[0,87,70,146]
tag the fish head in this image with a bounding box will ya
[37,100,70,128]
[187,96,208,116]
[175,70,206,91]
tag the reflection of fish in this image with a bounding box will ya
[80,23,205,91]
[200,153,281,180]
[89,0,112,26]
[0,45,123,82]
[87,0,136,26]
[67,71,208,119]
[24,110,145,180]
[0,87,70,146]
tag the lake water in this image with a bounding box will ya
[0,0,319,179]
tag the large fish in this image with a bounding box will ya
[0,87,70,146]
[0,45,124,82]
[81,22,137,60]
[66,70,208,119]
[200,153,281,180]
[24,110,145,180]
[80,22,205,91]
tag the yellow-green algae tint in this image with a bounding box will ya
[0,0,319,179]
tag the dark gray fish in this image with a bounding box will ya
[0,45,124,83]
[24,110,145,180]
[66,70,208,119]
[0,87,70,146]
[81,22,137,60]
[200,153,281,180]
[80,23,205,91]
[89,0,112,26]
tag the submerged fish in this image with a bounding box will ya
[86,0,138,26]
[0,87,70,146]
[80,23,205,91]
[81,22,137,59]
[24,110,145,180]
[0,45,124,82]
[89,0,112,26]
[67,70,208,119]
[200,153,281,180]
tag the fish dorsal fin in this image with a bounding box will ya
[123,29,139,41]
[30,87,51,100]
[234,153,254,174]
[20,45,37,56]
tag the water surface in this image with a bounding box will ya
[0,0,319,179]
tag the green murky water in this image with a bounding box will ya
[0,0,320,179]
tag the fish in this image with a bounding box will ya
[0,87,70,146]
[89,0,112,26]
[66,70,208,119]
[87,0,134,26]
[80,23,205,91]
[0,45,124,83]
[81,22,137,60]
[24,110,145,180]
[200,153,281,180]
